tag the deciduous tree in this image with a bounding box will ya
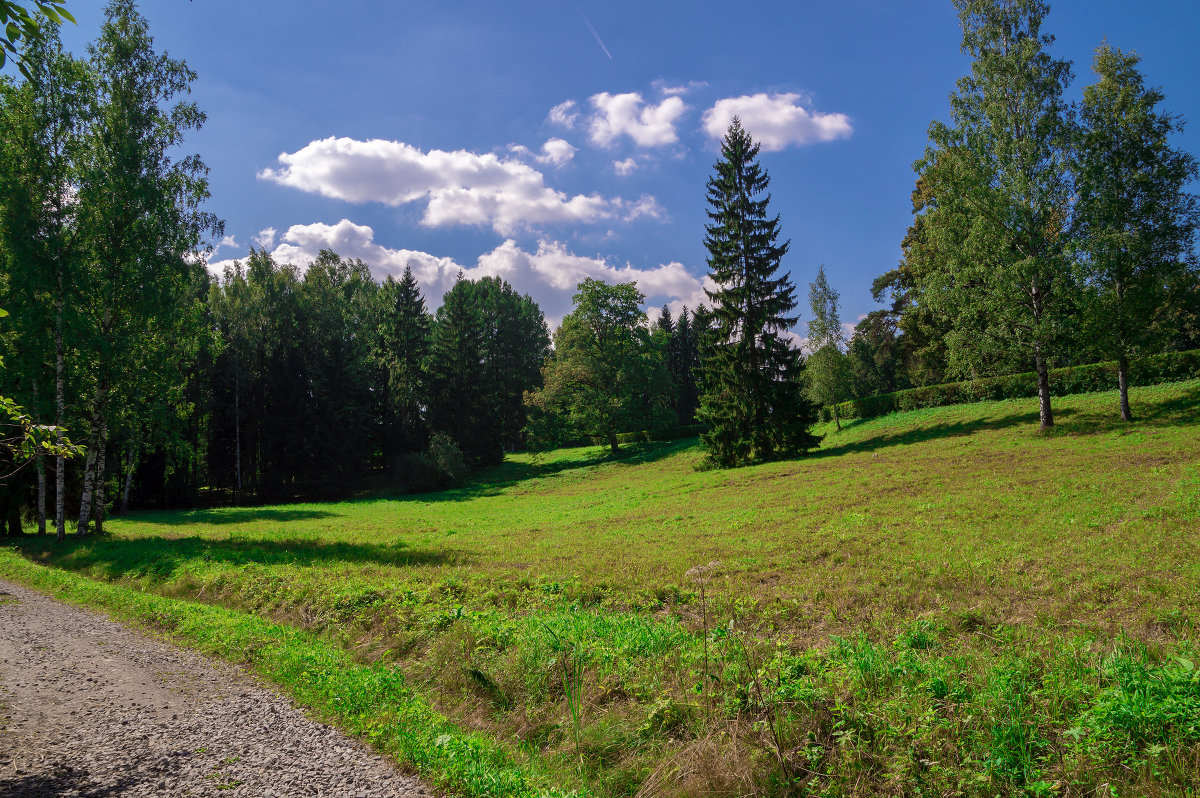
[1070,43,1199,420]
[919,0,1076,429]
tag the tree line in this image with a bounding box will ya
[1,0,1197,533]
[818,0,1199,427]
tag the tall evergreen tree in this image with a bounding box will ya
[672,307,700,424]
[1071,43,1199,421]
[919,0,1076,429]
[427,275,491,464]
[372,267,431,463]
[697,119,819,466]
[806,265,853,430]
[473,276,550,458]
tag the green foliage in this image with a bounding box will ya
[806,266,853,412]
[427,432,468,487]
[525,279,669,455]
[918,0,1077,427]
[1076,647,1200,763]
[1071,42,1200,420]
[429,275,549,466]
[371,267,432,462]
[0,1,73,77]
[698,119,819,466]
[828,348,1200,422]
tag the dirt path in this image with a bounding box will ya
[0,579,440,797]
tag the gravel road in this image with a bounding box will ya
[0,578,441,797]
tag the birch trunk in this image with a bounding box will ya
[35,462,47,535]
[235,366,242,499]
[119,436,137,515]
[76,443,97,536]
[77,384,108,535]
[1118,351,1133,422]
[92,418,109,535]
[1034,346,1054,429]
[55,265,66,541]
[33,381,45,535]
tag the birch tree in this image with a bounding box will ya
[73,0,219,533]
[0,22,88,540]
[1071,43,1199,421]
[918,0,1076,428]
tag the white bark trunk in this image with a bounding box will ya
[55,269,66,541]
[92,419,109,535]
[119,436,137,515]
[77,385,108,535]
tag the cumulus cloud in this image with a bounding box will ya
[702,93,852,151]
[206,219,709,329]
[589,92,688,148]
[509,137,576,167]
[613,158,638,176]
[252,227,277,249]
[258,137,656,236]
[537,137,576,167]
[548,99,580,129]
[471,238,709,326]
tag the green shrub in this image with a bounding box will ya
[429,433,469,486]
[830,349,1200,422]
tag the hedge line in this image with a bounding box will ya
[824,348,1200,423]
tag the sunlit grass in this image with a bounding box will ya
[7,380,1199,796]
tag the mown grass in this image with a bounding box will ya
[6,380,1200,796]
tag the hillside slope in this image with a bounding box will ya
[7,381,1200,797]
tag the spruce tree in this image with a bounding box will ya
[374,267,431,460]
[806,265,853,431]
[698,119,820,467]
[427,275,489,464]
[673,308,700,424]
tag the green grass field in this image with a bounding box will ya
[5,381,1200,797]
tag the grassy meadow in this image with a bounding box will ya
[5,380,1200,797]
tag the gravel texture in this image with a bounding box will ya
[0,578,441,797]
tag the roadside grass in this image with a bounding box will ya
[5,380,1200,796]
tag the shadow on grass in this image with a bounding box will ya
[130,507,341,526]
[409,437,699,503]
[12,533,455,583]
[816,408,1054,458]
[820,382,1200,457]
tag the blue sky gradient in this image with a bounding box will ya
[47,0,1200,330]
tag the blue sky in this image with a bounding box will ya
[50,0,1200,331]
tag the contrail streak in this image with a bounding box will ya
[576,5,613,60]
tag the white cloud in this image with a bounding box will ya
[252,227,277,249]
[613,158,638,176]
[589,92,688,148]
[548,99,580,129]
[258,137,655,236]
[623,194,665,221]
[269,219,466,299]
[472,238,709,327]
[537,137,576,167]
[656,80,708,97]
[205,220,708,329]
[702,93,852,151]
